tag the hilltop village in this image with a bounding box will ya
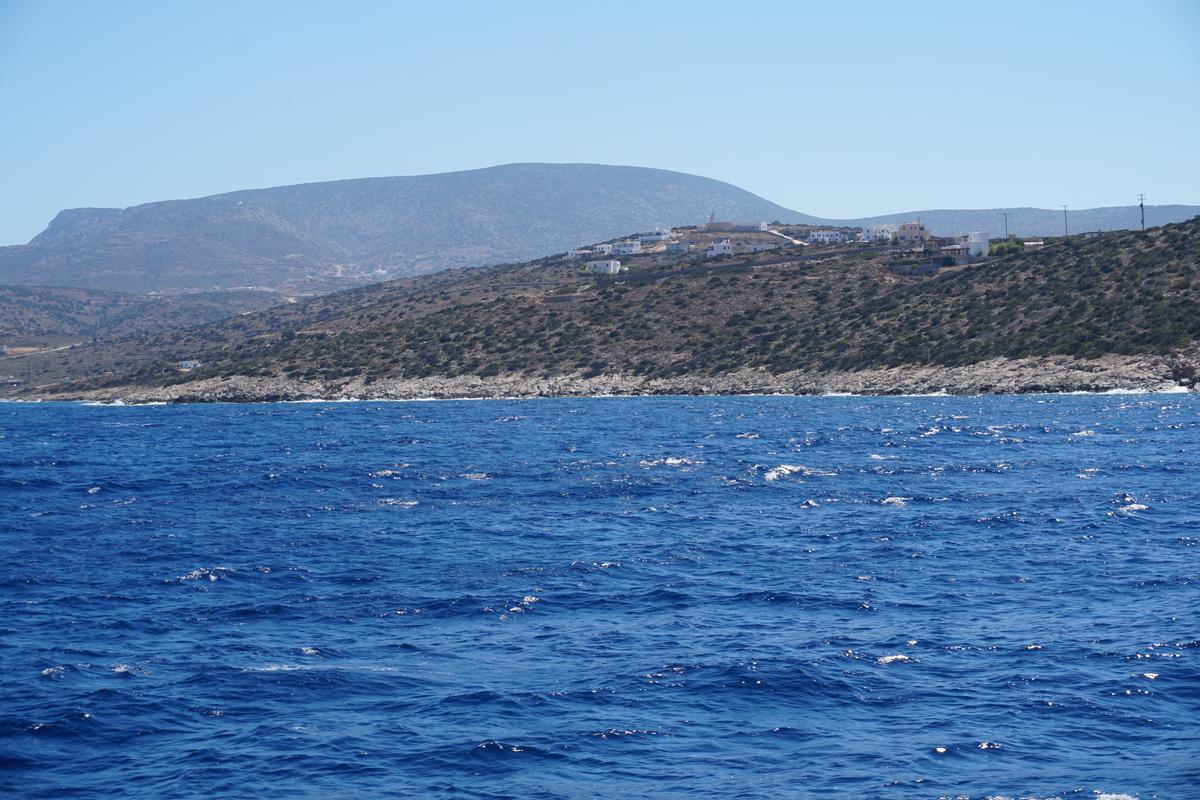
[569,218,1006,276]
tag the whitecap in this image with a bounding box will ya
[1119,503,1148,512]
[639,457,696,467]
[880,497,909,506]
[377,499,418,507]
[877,654,914,664]
[247,664,398,672]
[177,567,235,581]
[764,464,804,481]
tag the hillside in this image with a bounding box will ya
[8,217,1199,400]
[0,286,284,339]
[0,164,805,295]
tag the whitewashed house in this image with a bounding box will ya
[861,224,897,242]
[706,240,734,257]
[592,243,614,255]
[665,241,691,252]
[809,230,844,244]
[567,249,594,259]
[640,229,674,242]
[743,243,778,253]
[963,231,989,257]
[176,361,202,370]
[587,260,622,274]
[612,240,642,255]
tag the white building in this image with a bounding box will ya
[809,230,844,244]
[176,361,201,370]
[665,241,691,252]
[567,249,594,259]
[861,224,897,242]
[587,260,622,274]
[937,231,990,263]
[612,240,642,255]
[592,243,614,255]
[962,231,989,257]
[706,240,734,257]
[743,243,778,253]
[640,229,674,242]
[739,221,769,232]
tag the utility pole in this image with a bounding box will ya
[1062,205,1069,237]
[1138,194,1146,230]
[1002,212,1009,239]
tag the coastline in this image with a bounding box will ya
[26,354,1197,403]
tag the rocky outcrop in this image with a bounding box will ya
[43,354,1193,404]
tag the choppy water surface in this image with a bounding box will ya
[1,395,1197,799]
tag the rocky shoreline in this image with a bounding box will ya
[28,354,1197,403]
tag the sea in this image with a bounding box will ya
[1,394,1197,800]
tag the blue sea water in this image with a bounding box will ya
[1,394,1197,800]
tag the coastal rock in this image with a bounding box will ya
[52,354,1191,404]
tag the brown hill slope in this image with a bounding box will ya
[0,286,284,338]
[8,218,1199,400]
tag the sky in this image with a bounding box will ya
[1,0,1198,246]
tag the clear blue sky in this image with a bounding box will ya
[1,0,1198,245]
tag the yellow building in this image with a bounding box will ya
[892,222,931,243]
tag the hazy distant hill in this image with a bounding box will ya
[825,205,1200,238]
[0,164,806,295]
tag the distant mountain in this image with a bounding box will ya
[0,164,807,295]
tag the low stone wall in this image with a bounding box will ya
[41,354,1195,404]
